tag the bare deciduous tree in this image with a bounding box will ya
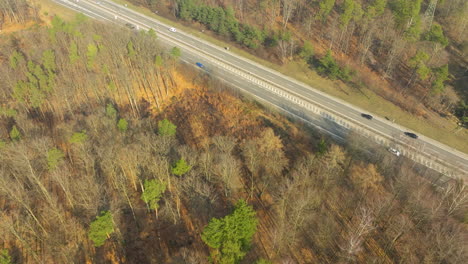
[213,153,242,197]
[281,0,299,29]
[341,206,375,261]
[440,179,468,216]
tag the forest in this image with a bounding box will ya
[0,1,467,264]
[126,0,468,128]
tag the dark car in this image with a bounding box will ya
[404,132,418,139]
[125,23,135,29]
[195,62,204,68]
[361,113,373,120]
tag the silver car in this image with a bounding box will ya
[388,148,401,157]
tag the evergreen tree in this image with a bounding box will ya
[408,51,429,68]
[408,51,430,84]
[255,259,272,264]
[107,81,117,92]
[299,41,314,61]
[147,28,157,38]
[390,0,423,30]
[404,16,422,41]
[141,179,166,210]
[340,0,356,28]
[88,211,114,247]
[416,63,430,80]
[127,40,136,57]
[455,101,468,127]
[317,138,328,156]
[117,118,128,132]
[365,0,387,19]
[317,50,341,80]
[69,130,88,144]
[158,119,177,136]
[0,107,17,118]
[154,54,163,67]
[86,43,98,70]
[170,46,181,58]
[431,64,449,94]
[42,50,56,74]
[424,23,449,47]
[317,0,336,22]
[9,125,21,141]
[49,15,65,42]
[0,249,11,264]
[9,50,24,70]
[69,42,80,64]
[47,147,64,171]
[201,199,258,264]
[172,158,191,176]
[106,103,117,119]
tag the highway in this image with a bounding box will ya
[53,0,468,180]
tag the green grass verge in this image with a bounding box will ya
[37,0,78,22]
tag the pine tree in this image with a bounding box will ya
[127,40,136,57]
[69,42,80,64]
[407,51,430,86]
[154,54,163,67]
[158,119,177,136]
[365,0,387,19]
[86,43,98,70]
[317,50,340,79]
[69,130,88,144]
[0,140,6,149]
[42,50,56,74]
[201,199,258,264]
[340,0,356,28]
[106,103,117,119]
[47,148,64,171]
[88,211,114,247]
[431,64,449,93]
[147,28,157,38]
[170,46,181,58]
[391,0,423,29]
[172,158,191,176]
[141,179,166,211]
[9,50,24,70]
[117,118,128,132]
[424,23,449,47]
[317,0,336,22]
[254,259,272,264]
[299,41,314,61]
[0,249,12,264]
[9,125,21,141]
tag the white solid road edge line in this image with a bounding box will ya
[53,0,467,178]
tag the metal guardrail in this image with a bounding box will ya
[57,0,467,180]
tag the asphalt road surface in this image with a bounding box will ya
[53,0,468,180]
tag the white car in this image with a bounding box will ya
[388,148,401,157]
[169,27,177,32]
